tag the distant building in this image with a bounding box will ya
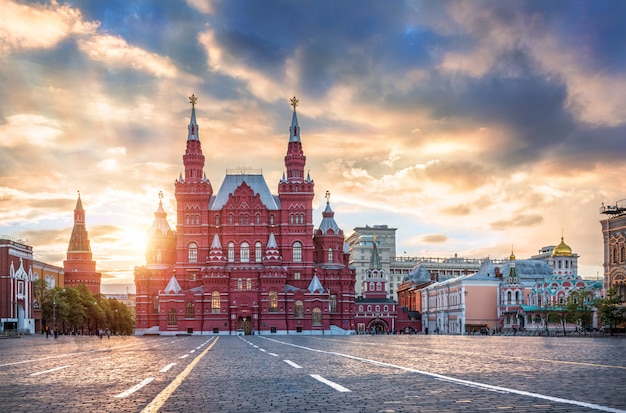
[600,200,626,302]
[63,193,101,295]
[421,259,501,335]
[32,260,64,290]
[134,96,356,335]
[354,238,398,333]
[396,263,432,330]
[347,225,503,301]
[0,236,36,334]
[346,225,396,299]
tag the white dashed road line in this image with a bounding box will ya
[283,360,302,369]
[159,363,176,373]
[30,365,70,376]
[114,377,155,398]
[310,374,351,392]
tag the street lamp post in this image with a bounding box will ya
[51,289,65,338]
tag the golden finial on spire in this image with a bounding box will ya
[290,96,299,112]
[325,190,330,204]
[158,190,163,201]
[189,94,198,108]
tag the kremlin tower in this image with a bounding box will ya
[63,192,101,295]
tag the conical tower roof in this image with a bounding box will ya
[67,192,91,253]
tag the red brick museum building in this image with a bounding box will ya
[134,96,356,335]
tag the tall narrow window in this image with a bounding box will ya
[329,294,337,313]
[246,278,252,290]
[240,242,250,262]
[167,309,177,326]
[237,278,242,291]
[188,242,198,263]
[312,308,322,325]
[228,242,235,262]
[293,241,302,262]
[186,302,195,318]
[269,291,278,312]
[255,242,262,262]
[294,300,304,318]
[212,291,220,313]
[327,248,333,263]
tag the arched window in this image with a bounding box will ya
[246,278,252,290]
[327,248,333,263]
[237,278,242,291]
[167,308,177,326]
[186,302,195,318]
[153,296,159,313]
[507,291,512,303]
[312,308,322,325]
[515,291,520,303]
[255,242,262,262]
[293,241,302,262]
[294,300,304,318]
[229,214,234,225]
[376,282,382,291]
[270,214,274,225]
[358,305,363,312]
[255,213,261,224]
[329,294,337,312]
[212,291,220,313]
[269,291,278,312]
[215,214,220,226]
[188,242,198,263]
[240,242,250,262]
[622,246,625,262]
[228,242,235,262]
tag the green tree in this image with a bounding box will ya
[596,288,625,335]
[565,289,594,334]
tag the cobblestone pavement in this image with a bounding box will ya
[0,334,624,412]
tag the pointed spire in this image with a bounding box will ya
[210,233,222,249]
[369,235,382,270]
[75,190,84,211]
[506,247,518,281]
[307,274,325,293]
[149,191,172,236]
[289,96,300,143]
[164,274,182,294]
[188,94,199,141]
[264,232,282,262]
[68,191,90,252]
[318,191,340,234]
[209,234,226,262]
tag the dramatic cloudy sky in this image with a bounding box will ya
[2,0,625,292]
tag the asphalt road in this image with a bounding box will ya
[0,334,624,412]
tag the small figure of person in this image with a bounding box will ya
[106,328,111,339]
[98,328,103,339]
[45,325,50,339]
